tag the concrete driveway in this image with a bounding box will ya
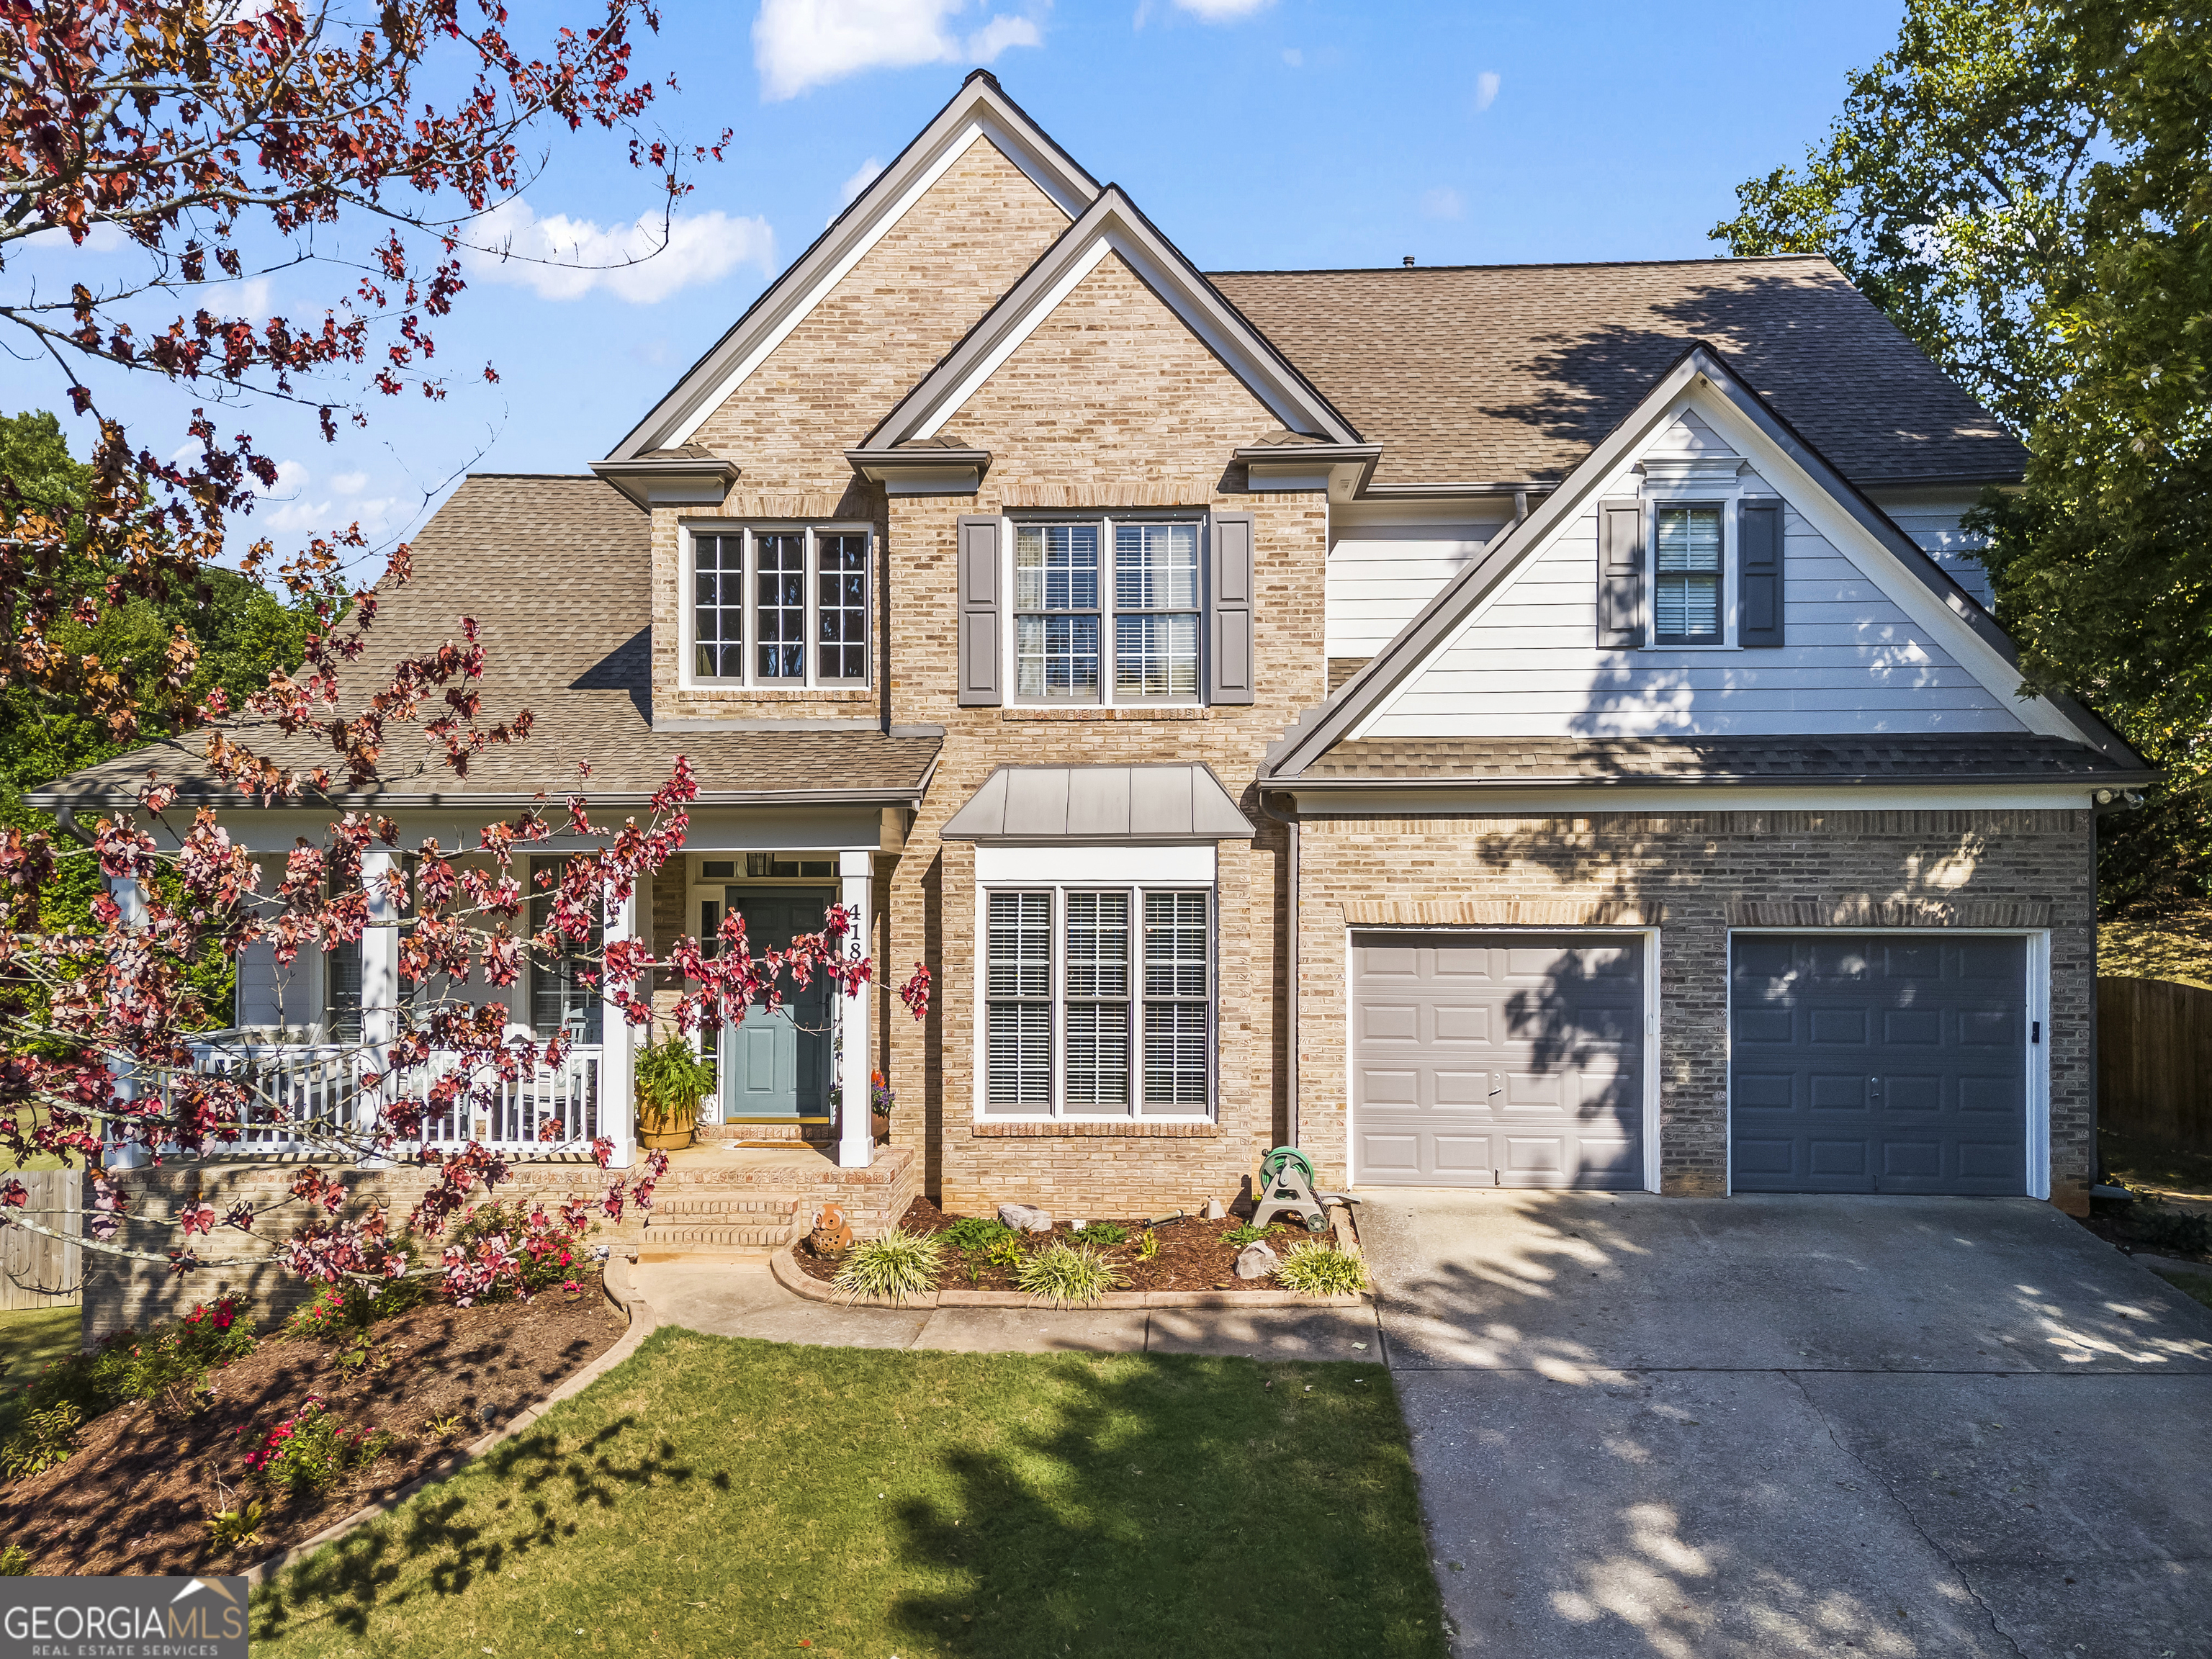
[1359,1190,2212,1659]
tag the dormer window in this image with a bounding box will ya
[689,524,872,689]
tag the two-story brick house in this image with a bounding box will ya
[42,71,2149,1231]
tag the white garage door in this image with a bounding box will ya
[1352,932,1645,1188]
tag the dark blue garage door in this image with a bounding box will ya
[1730,934,2028,1195]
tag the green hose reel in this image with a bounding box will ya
[1250,1145,1331,1233]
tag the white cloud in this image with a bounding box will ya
[1474,70,1501,112]
[464,199,775,304]
[753,1,1043,102]
[20,221,129,253]
[1281,46,1301,66]
[331,470,369,495]
[1173,0,1272,17]
[840,157,886,207]
[1421,186,1465,221]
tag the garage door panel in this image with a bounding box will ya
[1433,1069,1491,1107]
[1884,1008,1943,1045]
[1883,1074,1943,1112]
[1959,1008,2017,1046]
[1359,1002,1418,1042]
[1359,1133,1421,1175]
[1359,1067,1419,1107]
[1732,933,2026,1196]
[1355,932,1643,1189]
[1434,1004,1492,1043]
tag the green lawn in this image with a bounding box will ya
[0,1305,79,1386]
[251,1328,1447,1659]
[2152,1269,2212,1312]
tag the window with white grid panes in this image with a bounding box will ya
[816,533,869,683]
[687,526,873,688]
[1653,505,1723,644]
[1014,523,1100,700]
[981,885,1213,1118]
[1114,522,1200,698]
[986,891,1052,1112]
[1013,516,1204,704]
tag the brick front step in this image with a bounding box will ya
[642,1223,796,1248]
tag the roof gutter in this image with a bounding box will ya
[1268,768,2160,795]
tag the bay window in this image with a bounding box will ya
[984,884,1213,1117]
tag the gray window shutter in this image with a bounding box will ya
[957,514,1002,706]
[1208,512,1256,705]
[1597,498,1645,649]
[1738,498,1784,649]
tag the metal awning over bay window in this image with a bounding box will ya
[943,765,1251,1123]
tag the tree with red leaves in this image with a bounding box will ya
[0,1,928,1305]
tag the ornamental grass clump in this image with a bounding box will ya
[1274,1241,1370,1295]
[1015,1241,1130,1308]
[832,1228,944,1303]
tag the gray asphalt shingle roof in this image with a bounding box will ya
[34,475,940,808]
[1208,255,2028,490]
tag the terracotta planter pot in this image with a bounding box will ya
[872,1111,891,1143]
[638,1122,695,1151]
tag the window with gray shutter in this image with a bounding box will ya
[1653,506,1724,645]
[1738,498,1784,648]
[1598,498,1645,649]
[957,515,1003,706]
[1208,512,1256,705]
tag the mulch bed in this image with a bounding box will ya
[0,1274,625,1578]
[791,1196,1344,1293]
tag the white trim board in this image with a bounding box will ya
[976,845,1215,884]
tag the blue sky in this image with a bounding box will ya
[15,0,1907,562]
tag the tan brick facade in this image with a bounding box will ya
[1295,809,2097,1213]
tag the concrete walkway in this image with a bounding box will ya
[629,1193,2212,1658]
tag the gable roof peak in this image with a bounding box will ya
[605,73,1099,462]
[865,178,1363,450]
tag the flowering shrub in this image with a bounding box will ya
[17,1294,262,1428]
[243,1398,393,1497]
[440,1199,596,1306]
[281,1268,429,1344]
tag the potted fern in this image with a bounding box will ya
[635,1030,716,1151]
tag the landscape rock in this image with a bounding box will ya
[998,1202,1053,1233]
[1234,1241,1279,1280]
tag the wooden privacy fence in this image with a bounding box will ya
[1,1169,81,1311]
[2099,976,2212,1152]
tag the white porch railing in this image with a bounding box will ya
[177,1033,608,1156]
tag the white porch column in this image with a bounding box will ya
[357,848,401,1154]
[600,884,637,1169]
[837,850,874,1170]
[102,873,150,1170]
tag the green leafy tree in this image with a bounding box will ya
[0,410,314,1022]
[1714,2,2212,912]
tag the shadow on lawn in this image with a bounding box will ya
[876,1356,1442,1654]
[251,1416,701,1641]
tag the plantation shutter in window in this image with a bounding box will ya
[1207,512,1256,706]
[1598,498,1645,649]
[1738,498,1784,649]
[957,515,1002,706]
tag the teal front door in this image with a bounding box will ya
[721,889,836,1119]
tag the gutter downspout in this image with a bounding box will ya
[1259,792,1299,1148]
